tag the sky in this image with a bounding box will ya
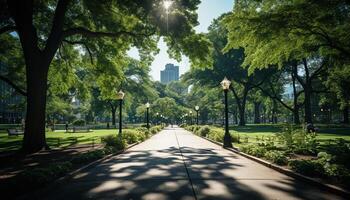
[128,0,235,81]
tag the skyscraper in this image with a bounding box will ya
[0,63,25,123]
[160,63,179,84]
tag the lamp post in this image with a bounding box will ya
[116,90,125,138]
[195,105,199,125]
[189,110,193,125]
[156,112,159,125]
[221,77,233,148]
[146,102,150,130]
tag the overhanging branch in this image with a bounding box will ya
[63,39,94,64]
[0,75,27,96]
[0,25,16,35]
[63,27,155,39]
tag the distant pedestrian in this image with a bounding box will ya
[107,122,110,129]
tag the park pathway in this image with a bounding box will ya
[38,127,345,200]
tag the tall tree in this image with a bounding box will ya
[0,0,212,153]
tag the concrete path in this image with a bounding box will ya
[39,127,345,200]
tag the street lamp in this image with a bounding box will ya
[195,105,199,125]
[221,77,233,148]
[189,110,193,125]
[156,112,159,125]
[116,90,125,138]
[146,102,150,130]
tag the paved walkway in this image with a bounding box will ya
[38,127,345,200]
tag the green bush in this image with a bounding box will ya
[240,144,267,158]
[207,128,224,143]
[150,126,162,134]
[71,150,105,164]
[231,132,240,143]
[276,125,318,155]
[198,125,210,137]
[72,119,85,126]
[193,126,201,134]
[101,135,127,150]
[288,160,324,177]
[123,130,140,144]
[264,150,288,165]
[19,161,73,185]
[327,139,350,168]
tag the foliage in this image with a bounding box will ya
[264,150,288,165]
[71,150,106,164]
[240,144,267,158]
[276,125,318,155]
[198,125,210,137]
[72,119,86,126]
[18,161,73,186]
[101,135,127,150]
[288,160,324,177]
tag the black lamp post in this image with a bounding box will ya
[195,105,199,125]
[156,112,159,125]
[189,110,193,125]
[117,90,125,138]
[146,102,150,130]
[221,77,233,148]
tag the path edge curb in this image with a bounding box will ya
[193,132,350,198]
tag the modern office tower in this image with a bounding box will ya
[0,63,25,123]
[160,63,179,84]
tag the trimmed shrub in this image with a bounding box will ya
[122,129,140,144]
[288,160,324,177]
[207,128,225,143]
[240,144,267,158]
[264,150,288,165]
[72,119,85,126]
[198,125,210,137]
[101,135,127,150]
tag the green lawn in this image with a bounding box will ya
[0,129,119,152]
[230,124,350,144]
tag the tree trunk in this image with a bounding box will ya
[304,85,312,123]
[291,64,301,124]
[293,107,300,124]
[343,106,349,124]
[238,98,247,126]
[254,102,261,124]
[272,100,278,123]
[111,107,116,126]
[22,58,49,153]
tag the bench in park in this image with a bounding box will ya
[7,129,24,136]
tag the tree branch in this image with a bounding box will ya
[44,0,71,57]
[63,27,155,39]
[0,25,16,35]
[0,74,27,96]
[63,39,94,64]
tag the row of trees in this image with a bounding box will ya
[0,0,213,153]
[184,0,350,126]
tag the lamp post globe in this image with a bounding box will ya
[221,77,233,148]
[116,90,125,138]
[195,106,199,125]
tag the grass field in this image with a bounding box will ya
[0,129,119,152]
[230,124,350,144]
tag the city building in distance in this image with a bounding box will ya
[160,63,179,84]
